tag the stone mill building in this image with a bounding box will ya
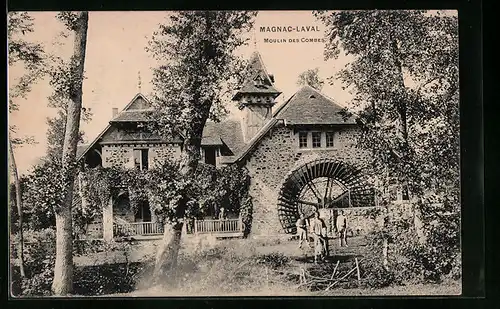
[77,51,383,241]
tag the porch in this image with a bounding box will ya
[112,217,245,239]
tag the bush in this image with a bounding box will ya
[11,228,56,296]
[11,230,144,296]
[73,261,152,295]
[254,252,290,269]
[388,200,460,283]
[73,239,106,256]
[361,257,397,288]
[240,196,253,237]
[361,199,461,286]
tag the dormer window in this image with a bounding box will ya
[254,75,264,87]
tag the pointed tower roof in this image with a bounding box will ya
[232,51,281,101]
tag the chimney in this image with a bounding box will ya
[112,108,118,118]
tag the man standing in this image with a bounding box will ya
[219,206,226,220]
[296,214,309,249]
[311,211,328,262]
[336,210,348,247]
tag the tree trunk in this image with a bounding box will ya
[382,205,390,270]
[52,205,74,295]
[153,221,183,281]
[413,202,427,244]
[52,11,88,296]
[153,135,202,281]
[151,11,215,281]
[389,38,410,201]
[382,237,389,270]
[9,139,25,278]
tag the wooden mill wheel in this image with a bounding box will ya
[277,159,375,234]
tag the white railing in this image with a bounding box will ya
[113,218,243,237]
[114,221,164,237]
[193,218,243,234]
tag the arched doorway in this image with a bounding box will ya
[277,159,375,234]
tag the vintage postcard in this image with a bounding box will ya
[8,10,462,297]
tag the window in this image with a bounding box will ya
[312,132,321,148]
[204,147,216,166]
[254,75,264,87]
[133,149,149,170]
[299,132,308,148]
[326,132,335,148]
[134,200,152,222]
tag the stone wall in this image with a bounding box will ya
[243,124,371,238]
[318,207,385,237]
[150,144,181,168]
[102,145,134,168]
[101,143,182,169]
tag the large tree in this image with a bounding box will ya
[296,67,324,90]
[49,11,89,295]
[315,10,459,265]
[8,11,47,278]
[46,92,92,161]
[315,10,459,203]
[146,11,256,279]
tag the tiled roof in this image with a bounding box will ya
[273,85,357,125]
[76,144,89,159]
[235,81,281,97]
[202,119,246,156]
[77,93,153,160]
[219,156,236,164]
[110,110,154,122]
[232,51,281,100]
[201,136,223,146]
[231,86,359,164]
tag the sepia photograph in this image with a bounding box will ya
[8,10,461,297]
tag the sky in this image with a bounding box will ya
[9,11,363,175]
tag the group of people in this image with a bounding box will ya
[296,210,348,263]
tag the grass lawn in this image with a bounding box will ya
[114,280,461,297]
[72,236,460,297]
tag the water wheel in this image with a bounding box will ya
[277,159,375,234]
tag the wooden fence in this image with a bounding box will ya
[193,218,243,234]
[113,217,243,237]
[113,221,164,237]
